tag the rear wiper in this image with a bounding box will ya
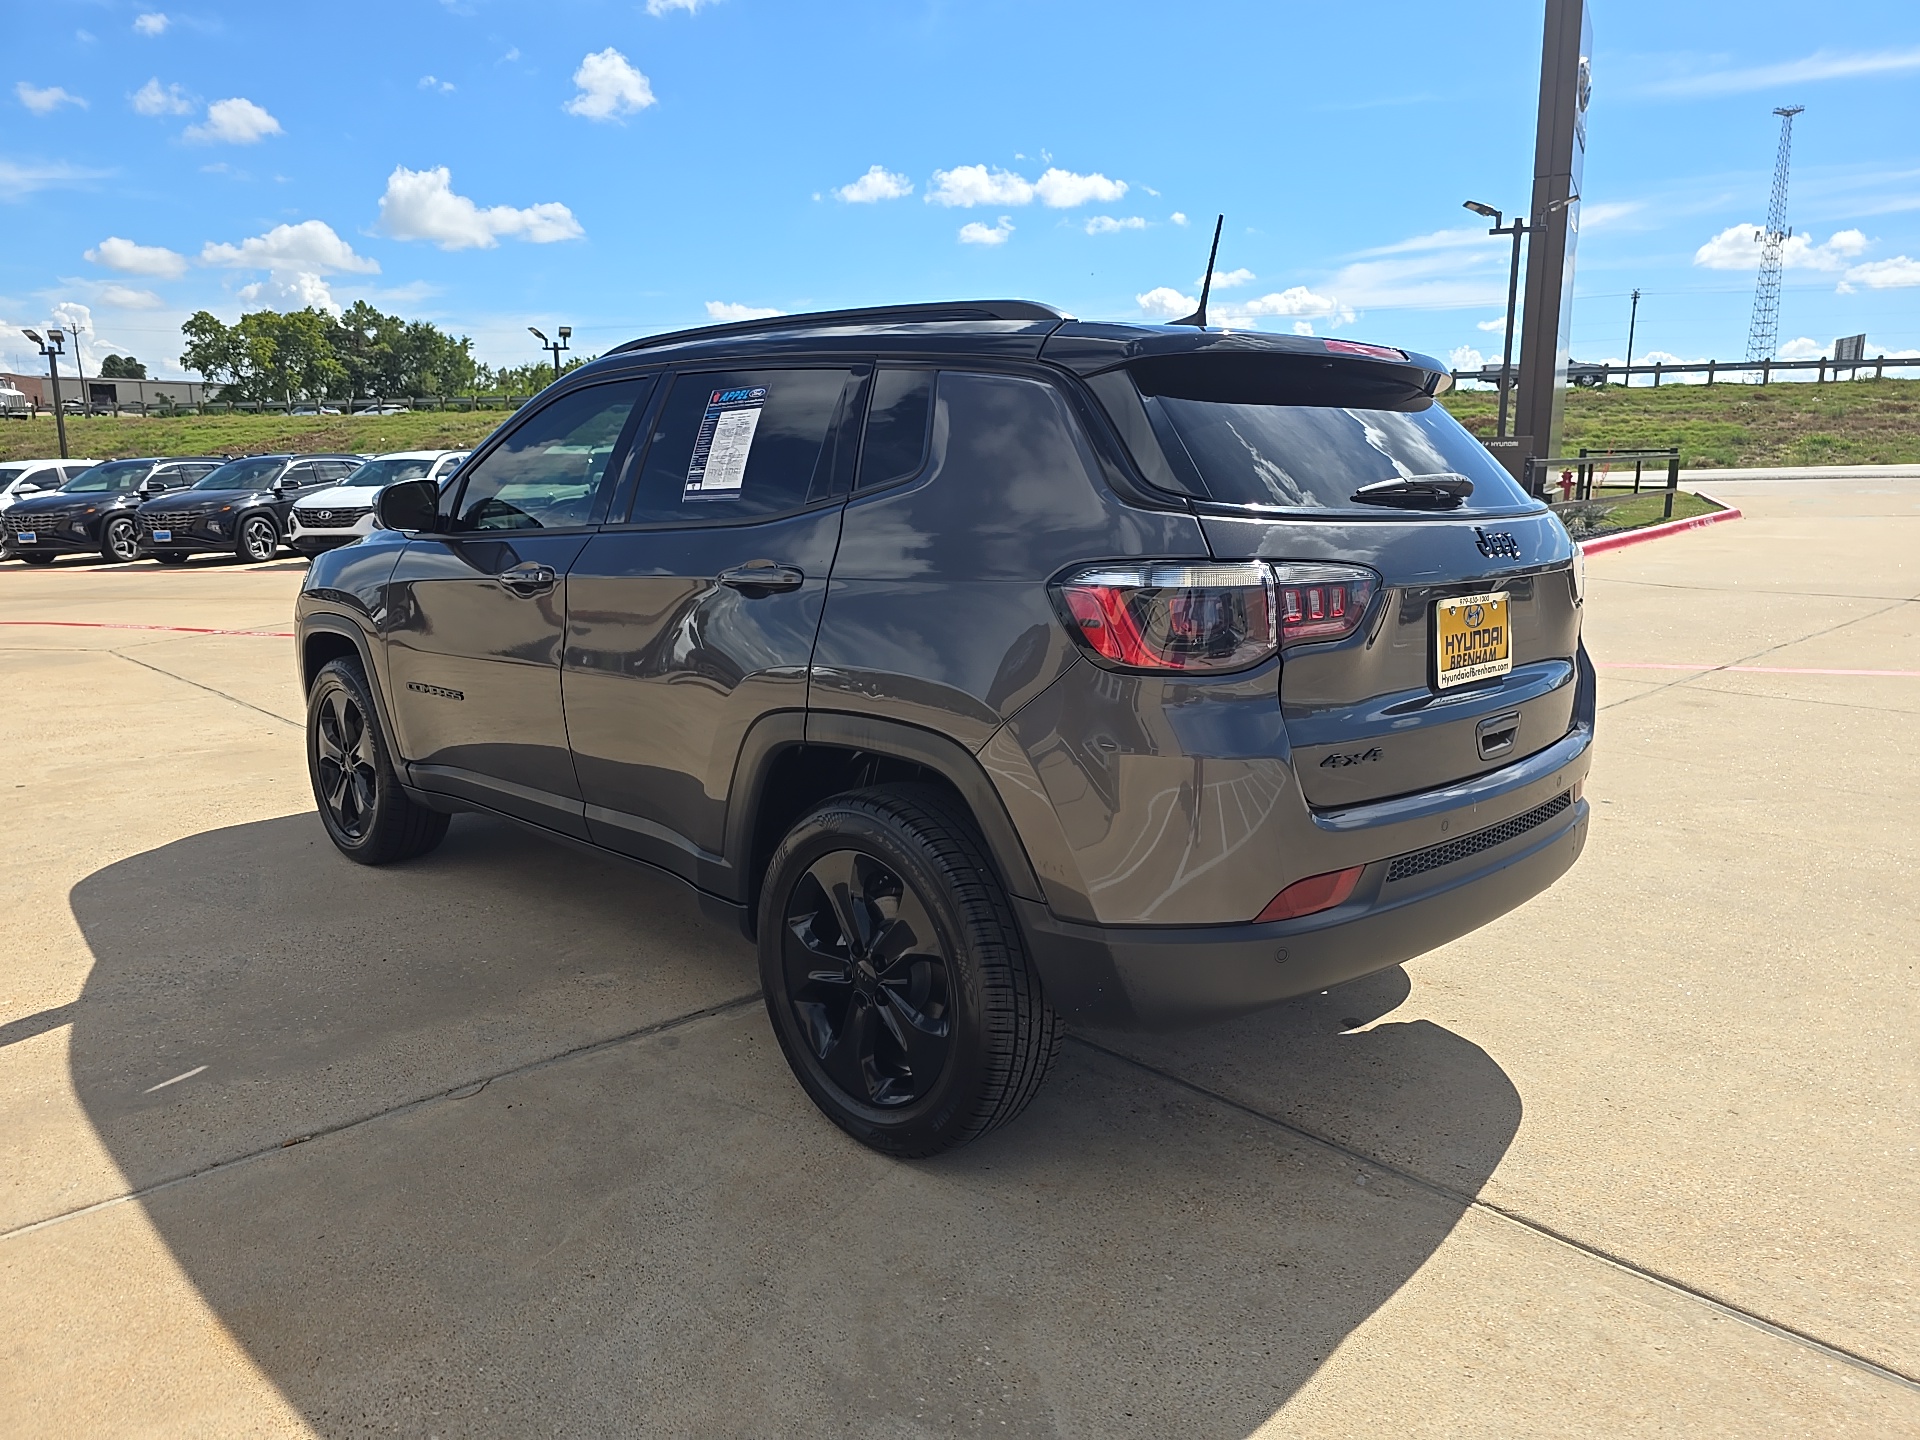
[1350,473,1475,508]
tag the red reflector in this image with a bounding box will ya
[1255,865,1364,923]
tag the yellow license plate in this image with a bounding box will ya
[1434,592,1512,689]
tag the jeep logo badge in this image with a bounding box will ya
[1474,527,1521,559]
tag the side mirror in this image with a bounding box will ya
[17,481,43,494]
[376,478,440,533]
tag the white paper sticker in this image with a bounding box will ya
[685,386,767,500]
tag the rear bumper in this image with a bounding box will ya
[1021,792,1588,1030]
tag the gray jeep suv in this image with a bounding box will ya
[295,301,1593,1155]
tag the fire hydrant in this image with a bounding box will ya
[1559,469,1575,501]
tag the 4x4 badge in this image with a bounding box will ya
[1474,527,1521,559]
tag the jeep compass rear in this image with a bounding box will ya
[294,301,1590,1157]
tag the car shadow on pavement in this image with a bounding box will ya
[65,812,1522,1436]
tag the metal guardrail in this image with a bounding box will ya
[1455,354,1920,388]
[10,394,537,420]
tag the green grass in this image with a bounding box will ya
[1441,377,1920,468]
[8,375,1918,469]
[0,409,511,463]
[1583,487,1723,529]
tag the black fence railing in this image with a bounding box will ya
[8,394,538,420]
[1454,354,1920,389]
[1526,447,1682,515]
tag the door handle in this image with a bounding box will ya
[718,563,805,596]
[497,562,558,594]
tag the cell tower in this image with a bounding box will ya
[1745,105,1805,363]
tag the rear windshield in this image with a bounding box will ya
[62,459,151,493]
[1105,355,1537,516]
[193,456,285,490]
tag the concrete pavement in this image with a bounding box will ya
[0,492,1915,1435]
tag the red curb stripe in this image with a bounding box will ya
[0,621,295,638]
[1599,661,1920,678]
[1581,506,1742,556]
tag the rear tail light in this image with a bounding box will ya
[1255,865,1364,922]
[1272,564,1378,647]
[1324,339,1406,361]
[1054,561,1380,672]
[1054,562,1277,673]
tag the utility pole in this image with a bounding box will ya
[528,325,573,386]
[21,328,69,458]
[1624,289,1640,387]
[1745,106,1804,365]
[65,317,89,414]
[1463,202,1529,439]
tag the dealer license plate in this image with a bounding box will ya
[152,529,172,542]
[1434,592,1512,690]
[15,531,35,544]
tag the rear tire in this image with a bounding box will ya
[307,657,449,865]
[101,515,138,563]
[758,784,1059,1157]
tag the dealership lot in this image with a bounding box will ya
[1,478,1915,1434]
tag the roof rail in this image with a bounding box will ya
[610,300,1070,355]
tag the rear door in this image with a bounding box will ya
[562,364,863,885]
[1099,354,1582,808]
[384,378,651,836]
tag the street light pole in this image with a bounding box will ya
[22,328,69,458]
[1624,289,1641,388]
[1464,202,1527,440]
[527,325,573,387]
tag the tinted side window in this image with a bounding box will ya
[451,380,647,532]
[627,369,855,525]
[856,368,932,491]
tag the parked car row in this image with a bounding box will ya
[0,450,466,566]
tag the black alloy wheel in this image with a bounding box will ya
[306,657,449,864]
[759,785,1059,1157]
[238,514,278,563]
[101,515,138,563]
[783,849,955,1109]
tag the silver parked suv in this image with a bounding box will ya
[294,302,1593,1155]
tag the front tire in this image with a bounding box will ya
[101,515,139,563]
[307,657,449,865]
[237,513,278,563]
[759,785,1059,1157]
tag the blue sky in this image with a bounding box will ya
[5,0,1920,382]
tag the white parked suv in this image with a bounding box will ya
[0,458,100,510]
[287,450,467,556]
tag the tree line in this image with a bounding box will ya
[179,303,585,402]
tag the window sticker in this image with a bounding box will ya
[684,386,768,500]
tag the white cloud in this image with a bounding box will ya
[958,216,1014,246]
[834,165,912,203]
[705,301,783,321]
[1137,287,1195,320]
[647,0,718,12]
[1171,212,1189,226]
[186,97,283,144]
[1842,255,1920,289]
[1580,199,1645,230]
[201,220,379,275]
[565,48,655,121]
[927,165,1033,208]
[97,284,166,310]
[1291,321,1315,336]
[377,165,584,250]
[85,236,188,279]
[1450,345,1487,372]
[1219,287,1353,324]
[419,75,456,93]
[131,78,194,115]
[1645,45,1920,98]
[1693,224,1870,272]
[1205,267,1255,289]
[17,83,86,115]
[238,272,342,313]
[1318,226,1510,312]
[134,12,170,36]
[1476,315,1508,332]
[1085,215,1146,234]
[0,158,111,199]
[1034,168,1126,208]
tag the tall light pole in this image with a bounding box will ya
[1624,288,1641,387]
[22,328,69,458]
[1464,196,1581,439]
[528,325,572,386]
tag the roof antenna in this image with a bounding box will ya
[1172,214,1224,328]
